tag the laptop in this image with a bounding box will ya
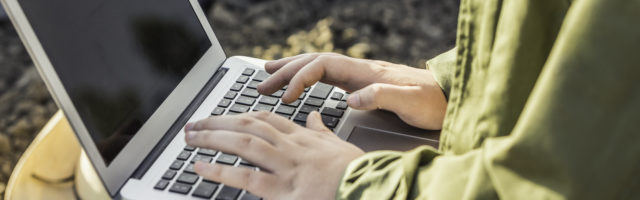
[2,0,440,199]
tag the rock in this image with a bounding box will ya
[0,134,10,154]
[1,162,12,177]
[254,17,277,31]
[8,118,31,138]
[210,2,238,26]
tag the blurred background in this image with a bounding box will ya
[0,0,459,197]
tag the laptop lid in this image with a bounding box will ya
[1,0,226,196]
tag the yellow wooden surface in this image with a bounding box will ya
[4,110,107,200]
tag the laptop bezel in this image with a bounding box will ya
[0,0,226,197]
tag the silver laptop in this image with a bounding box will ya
[2,0,439,199]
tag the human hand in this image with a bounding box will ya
[184,111,365,200]
[258,53,447,130]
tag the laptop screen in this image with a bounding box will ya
[19,0,211,165]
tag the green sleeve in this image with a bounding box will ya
[426,48,457,98]
[337,0,640,199]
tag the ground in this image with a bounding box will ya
[0,0,459,197]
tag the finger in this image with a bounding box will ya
[187,115,283,145]
[185,130,290,171]
[194,162,280,199]
[305,111,331,133]
[258,54,318,95]
[281,56,334,102]
[347,83,419,111]
[247,111,297,133]
[264,54,309,73]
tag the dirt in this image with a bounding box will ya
[0,0,459,197]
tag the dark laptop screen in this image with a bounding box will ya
[19,0,211,165]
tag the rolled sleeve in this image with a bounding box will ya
[426,48,457,98]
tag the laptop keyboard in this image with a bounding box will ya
[154,68,349,199]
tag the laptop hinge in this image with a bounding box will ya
[129,67,228,180]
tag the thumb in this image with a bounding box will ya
[346,83,414,111]
[305,111,331,132]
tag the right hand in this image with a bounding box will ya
[257,53,448,130]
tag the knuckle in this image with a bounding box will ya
[252,111,272,120]
[315,55,331,62]
[236,116,255,127]
[237,135,255,149]
[370,84,383,96]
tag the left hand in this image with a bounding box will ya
[184,111,365,200]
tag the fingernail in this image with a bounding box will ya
[194,161,205,172]
[184,122,194,132]
[347,93,361,107]
[185,130,196,141]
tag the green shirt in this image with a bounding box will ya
[338,0,640,199]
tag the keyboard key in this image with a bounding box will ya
[162,170,177,180]
[192,181,219,199]
[217,153,238,165]
[184,163,196,174]
[224,91,237,99]
[331,92,344,100]
[304,87,311,92]
[269,90,284,98]
[293,113,308,122]
[239,164,258,171]
[216,186,242,200]
[294,121,306,127]
[191,154,213,163]
[252,71,270,82]
[229,104,250,113]
[242,68,255,76]
[336,101,348,110]
[198,148,218,156]
[321,107,344,117]
[154,180,170,190]
[342,93,349,101]
[218,99,232,108]
[177,173,199,184]
[203,177,219,184]
[239,159,255,167]
[321,115,340,128]
[304,97,324,107]
[275,113,291,119]
[253,104,274,112]
[258,96,279,105]
[169,182,192,194]
[240,192,262,200]
[283,100,301,107]
[170,160,184,170]
[247,80,260,89]
[230,83,243,91]
[298,92,307,100]
[299,105,320,113]
[236,75,250,83]
[275,106,295,115]
[184,145,196,151]
[211,107,225,116]
[236,96,256,106]
[227,111,242,115]
[241,88,261,98]
[309,83,334,99]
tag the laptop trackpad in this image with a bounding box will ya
[346,126,437,152]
